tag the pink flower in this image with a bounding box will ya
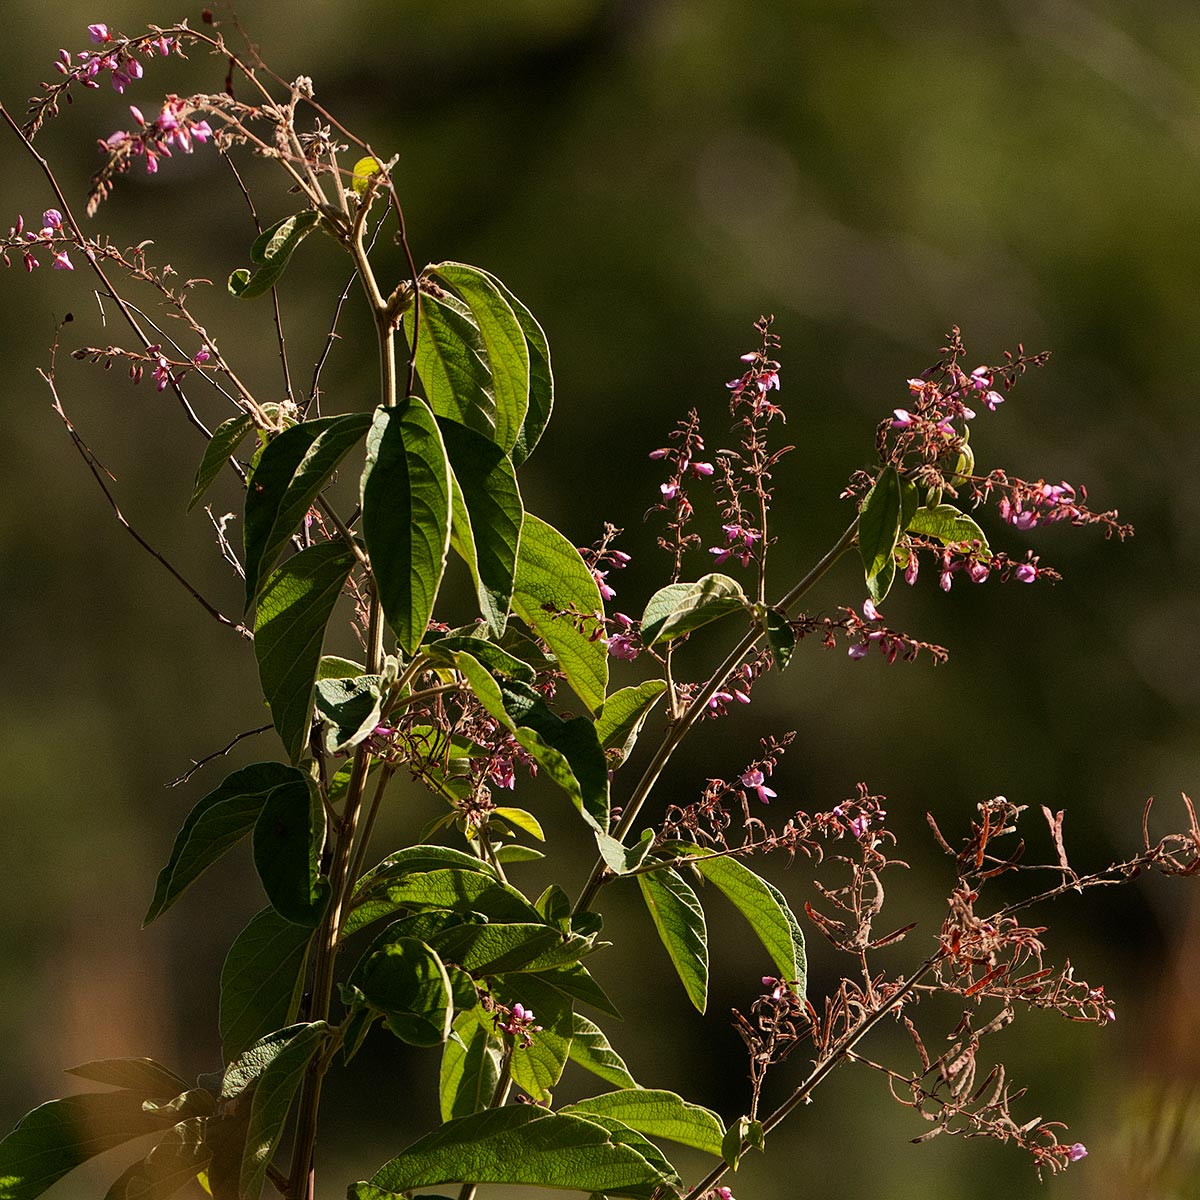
[1066,1143,1087,1163]
[741,769,776,805]
[1014,562,1037,583]
[87,24,111,44]
[904,554,919,585]
[41,209,63,230]
[690,461,714,477]
[862,599,880,621]
[593,570,615,601]
[967,560,989,583]
[848,641,869,660]
[660,482,678,501]
[52,252,73,270]
[891,408,914,429]
[607,633,639,661]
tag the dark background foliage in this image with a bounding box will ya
[1,2,1198,1197]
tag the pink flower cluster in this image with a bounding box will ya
[892,365,1003,433]
[605,611,640,661]
[103,97,213,175]
[54,25,172,95]
[3,210,74,271]
[998,481,1083,531]
[726,349,782,418]
[709,522,760,568]
[494,1001,542,1048]
[741,768,777,805]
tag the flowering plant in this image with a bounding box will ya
[0,15,1195,1200]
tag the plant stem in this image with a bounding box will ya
[573,516,859,914]
[681,949,945,1200]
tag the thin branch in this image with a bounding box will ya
[40,354,251,640]
[169,724,273,787]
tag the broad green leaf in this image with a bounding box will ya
[64,1059,187,1098]
[357,939,454,1047]
[858,465,903,604]
[254,540,356,762]
[566,1091,724,1156]
[317,655,363,680]
[512,515,607,712]
[145,762,308,925]
[361,400,452,655]
[242,412,372,607]
[431,923,588,977]
[439,1013,501,1122]
[905,502,992,557]
[353,846,498,896]
[313,674,383,755]
[422,635,534,682]
[252,774,328,926]
[491,975,573,1102]
[432,263,530,455]
[765,608,795,671]
[102,1118,208,1200]
[219,906,314,1063]
[535,964,622,1020]
[349,1107,673,1196]
[478,270,553,468]
[535,884,573,931]
[240,1023,328,1200]
[406,293,495,439]
[689,854,807,993]
[595,828,654,876]
[0,1092,177,1200]
[637,869,708,1012]
[494,844,545,864]
[491,807,544,840]
[228,211,321,300]
[556,1114,680,1196]
[187,413,254,512]
[222,1024,311,1100]
[595,681,667,762]
[640,574,747,646]
[437,415,523,637]
[566,1014,638,1090]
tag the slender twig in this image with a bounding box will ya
[168,723,272,787]
[40,360,252,640]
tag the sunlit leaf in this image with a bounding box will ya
[858,465,903,604]
[361,400,452,656]
[637,869,708,1012]
[228,211,321,300]
[640,574,747,646]
[187,413,254,512]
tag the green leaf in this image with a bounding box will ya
[491,807,544,841]
[361,400,453,656]
[476,270,553,469]
[422,635,535,683]
[494,845,545,864]
[595,681,667,762]
[187,413,254,512]
[228,211,321,300]
[357,939,455,1047]
[437,415,523,637]
[687,852,806,992]
[242,412,372,607]
[350,1107,673,1197]
[432,263,531,455]
[406,293,495,440]
[239,1023,328,1200]
[432,923,590,977]
[566,1014,638,1090]
[0,1092,177,1200]
[721,1116,765,1170]
[317,655,363,680]
[313,674,383,754]
[565,1090,724,1157]
[439,1013,501,1122]
[640,574,748,646]
[219,906,314,1063]
[595,829,654,876]
[254,540,356,762]
[491,975,574,1102]
[557,1114,680,1197]
[145,762,308,925]
[511,515,608,712]
[534,963,622,1020]
[637,869,708,1013]
[252,773,328,926]
[63,1059,187,1098]
[765,608,795,671]
[102,1118,208,1200]
[858,465,903,605]
[905,502,991,557]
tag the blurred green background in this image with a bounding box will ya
[2,1,1199,1197]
